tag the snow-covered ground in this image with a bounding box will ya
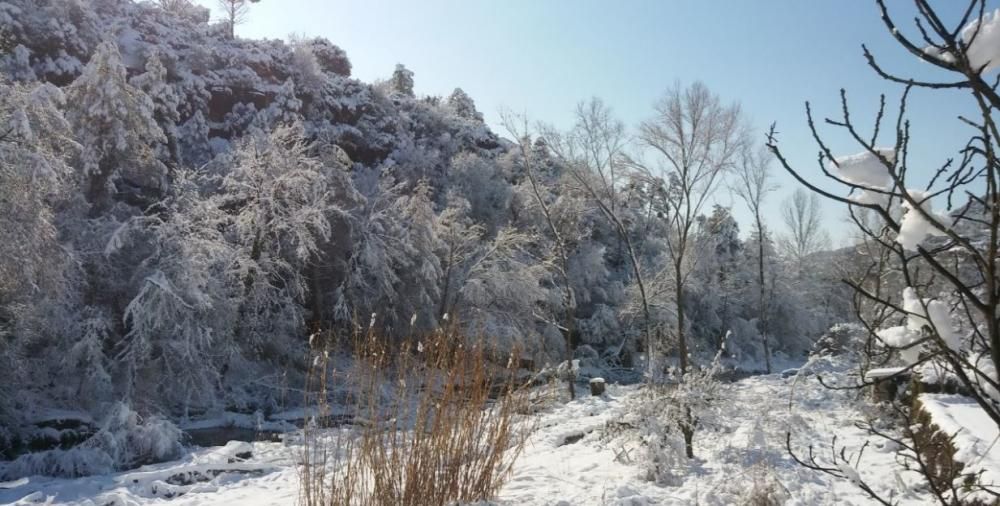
[499,372,928,505]
[0,367,970,505]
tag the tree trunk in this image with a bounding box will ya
[756,215,772,374]
[681,406,695,458]
[86,159,114,217]
[438,248,454,322]
[564,296,576,400]
[675,261,688,376]
[308,261,323,332]
[516,139,576,400]
[683,430,694,459]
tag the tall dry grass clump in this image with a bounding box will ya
[298,323,531,506]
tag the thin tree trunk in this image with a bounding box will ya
[756,215,772,374]
[675,260,687,376]
[563,287,577,400]
[517,143,576,400]
[438,247,454,321]
[308,261,323,332]
[681,406,695,458]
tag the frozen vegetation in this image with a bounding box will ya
[0,0,999,504]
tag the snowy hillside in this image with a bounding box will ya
[1,0,999,504]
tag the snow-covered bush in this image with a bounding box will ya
[84,402,183,469]
[810,323,867,359]
[0,447,114,480]
[301,37,351,77]
[0,403,182,479]
[716,463,789,506]
[628,345,728,484]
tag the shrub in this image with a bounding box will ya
[298,325,530,506]
[0,403,182,479]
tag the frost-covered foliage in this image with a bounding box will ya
[389,63,415,97]
[65,41,166,212]
[630,343,728,483]
[0,0,847,461]
[0,77,78,438]
[1,403,181,479]
[0,79,75,312]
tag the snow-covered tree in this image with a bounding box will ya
[217,0,261,39]
[504,112,589,397]
[634,82,747,374]
[390,63,415,97]
[0,79,76,312]
[116,170,235,410]
[219,123,334,356]
[690,206,748,350]
[539,99,653,372]
[631,340,728,485]
[289,35,327,93]
[340,175,442,333]
[447,87,482,121]
[732,146,778,372]
[449,153,511,232]
[65,41,166,214]
[129,51,182,163]
[435,198,547,356]
[0,78,77,431]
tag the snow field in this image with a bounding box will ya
[3,365,971,505]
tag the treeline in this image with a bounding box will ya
[0,0,850,432]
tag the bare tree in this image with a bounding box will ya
[217,0,260,39]
[769,0,1000,501]
[634,82,747,375]
[732,146,778,373]
[780,188,829,274]
[502,111,578,400]
[540,98,655,374]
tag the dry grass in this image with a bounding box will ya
[298,324,531,506]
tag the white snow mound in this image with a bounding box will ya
[831,148,895,189]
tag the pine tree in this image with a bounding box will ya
[217,0,261,39]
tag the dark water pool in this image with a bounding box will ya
[183,427,284,447]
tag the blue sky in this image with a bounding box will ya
[193,0,993,244]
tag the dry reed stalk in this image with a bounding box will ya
[299,323,531,506]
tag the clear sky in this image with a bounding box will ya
[193,0,995,244]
